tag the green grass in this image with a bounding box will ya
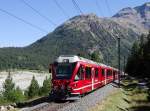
[90,89,129,111]
[90,78,150,111]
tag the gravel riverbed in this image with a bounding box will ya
[0,71,50,91]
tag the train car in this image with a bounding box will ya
[49,55,118,99]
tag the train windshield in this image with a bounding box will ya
[55,63,76,79]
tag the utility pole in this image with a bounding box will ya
[106,55,109,65]
[123,56,126,79]
[118,37,121,87]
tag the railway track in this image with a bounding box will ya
[22,101,70,111]
[20,101,71,111]
[19,96,73,111]
[19,82,118,111]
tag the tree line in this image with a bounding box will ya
[125,31,150,100]
[126,31,150,78]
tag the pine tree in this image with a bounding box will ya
[91,51,103,63]
[2,72,25,103]
[3,72,15,99]
[15,87,25,102]
[40,76,51,95]
[131,41,140,57]
[8,86,25,103]
[126,41,140,76]
[27,76,40,98]
[142,31,150,77]
[126,32,150,77]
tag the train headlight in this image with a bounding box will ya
[67,86,72,91]
[54,86,58,90]
[61,85,65,90]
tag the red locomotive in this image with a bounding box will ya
[49,55,118,99]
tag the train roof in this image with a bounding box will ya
[55,55,117,70]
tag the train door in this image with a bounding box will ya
[73,64,85,93]
[107,69,112,83]
[94,68,99,89]
[113,71,116,81]
[105,69,107,85]
[101,68,105,85]
[85,66,92,92]
[91,68,95,90]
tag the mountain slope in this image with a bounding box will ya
[112,2,150,34]
[0,14,139,70]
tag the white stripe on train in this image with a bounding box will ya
[73,78,113,91]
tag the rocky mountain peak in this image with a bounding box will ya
[112,2,150,34]
[135,2,150,14]
[113,7,137,18]
[54,13,104,33]
[145,2,150,6]
[142,2,150,9]
[66,13,100,24]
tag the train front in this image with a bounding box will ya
[50,55,78,99]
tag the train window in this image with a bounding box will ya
[107,70,109,76]
[107,70,112,76]
[101,69,105,76]
[95,68,98,78]
[110,70,112,76]
[85,67,91,79]
[55,63,76,79]
[75,66,83,81]
[113,71,116,76]
[113,71,116,80]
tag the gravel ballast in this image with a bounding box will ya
[59,82,118,111]
[19,82,118,111]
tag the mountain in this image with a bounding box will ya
[1,3,149,71]
[112,2,150,34]
[0,14,138,70]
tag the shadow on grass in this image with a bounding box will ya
[16,95,74,108]
[129,106,150,111]
[117,106,128,111]
[121,77,150,111]
[111,81,125,88]
[123,98,131,104]
[16,96,51,108]
[133,100,150,105]
[123,83,137,91]
[122,91,132,96]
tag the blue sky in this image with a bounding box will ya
[0,0,149,47]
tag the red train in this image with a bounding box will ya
[49,55,118,99]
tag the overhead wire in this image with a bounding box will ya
[54,0,130,65]
[20,0,56,26]
[70,0,131,66]
[95,0,104,17]
[105,0,112,16]
[71,0,111,52]
[72,0,83,15]
[71,0,110,44]
[52,0,70,19]
[110,30,132,52]
[0,8,48,33]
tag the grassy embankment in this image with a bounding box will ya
[90,78,150,111]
